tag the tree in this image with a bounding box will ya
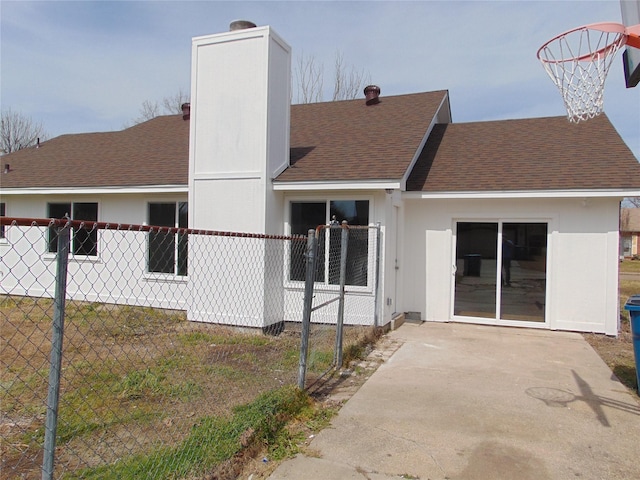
[331,51,371,102]
[1,108,48,155]
[294,51,324,104]
[132,88,190,124]
[293,50,371,104]
[624,197,640,208]
[161,88,190,115]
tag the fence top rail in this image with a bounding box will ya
[0,217,305,241]
[315,223,380,235]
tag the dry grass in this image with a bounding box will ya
[0,296,376,479]
[583,274,640,395]
[620,259,640,274]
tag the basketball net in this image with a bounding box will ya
[537,23,627,123]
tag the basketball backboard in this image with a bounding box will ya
[621,0,640,87]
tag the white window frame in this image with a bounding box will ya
[450,217,551,328]
[146,201,188,279]
[0,202,6,242]
[46,201,100,259]
[285,196,374,292]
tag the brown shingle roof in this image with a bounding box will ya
[277,91,448,182]
[406,115,640,192]
[3,95,639,194]
[1,114,190,189]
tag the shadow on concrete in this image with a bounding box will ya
[525,370,640,427]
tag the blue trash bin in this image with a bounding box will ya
[623,294,640,395]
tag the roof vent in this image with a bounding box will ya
[364,85,381,105]
[230,20,257,31]
[181,103,191,121]
[4,164,10,174]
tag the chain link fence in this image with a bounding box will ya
[301,224,381,389]
[0,217,380,479]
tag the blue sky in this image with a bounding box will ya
[2,0,639,159]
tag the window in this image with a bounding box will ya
[47,202,98,256]
[148,202,188,276]
[290,200,369,286]
[0,203,5,239]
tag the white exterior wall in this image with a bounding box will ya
[187,26,291,328]
[0,193,190,310]
[402,196,621,335]
[281,190,389,327]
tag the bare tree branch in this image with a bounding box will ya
[133,100,161,124]
[131,89,191,125]
[622,197,640,208]
[1,108,48,155]
[161,88,190,115]
[332,51,371,101]
[294,51,324,104]
[294,50,371,104]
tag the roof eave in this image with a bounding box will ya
[403,188,640,200]
[272,180,402,191]
[1,185,189,196]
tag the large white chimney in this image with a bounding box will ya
[187,23,291,330]
[188,22,291,234]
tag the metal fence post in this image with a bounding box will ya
[42,223,71,480]
[373,222,382,327]
[335,221,349,367]
[298,229,317,389]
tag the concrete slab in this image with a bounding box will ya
[268,322,640,480]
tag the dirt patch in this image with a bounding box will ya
[234,333,404,480]
[583,318,638,394]
[1,296,382,478]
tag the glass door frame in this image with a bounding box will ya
[450,218,550,329]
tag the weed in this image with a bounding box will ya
[583,278,639,392]
[307,350,333,372]
[2,297,379,478]
[72,386,310,479]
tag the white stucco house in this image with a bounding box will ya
[3,23,640,335]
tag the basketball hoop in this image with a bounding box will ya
[537,22,639,123]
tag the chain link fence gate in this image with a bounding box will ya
[0,217,381,479]
[298,223,382,390]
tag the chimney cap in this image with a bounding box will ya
[230,20,257,31]
[364,85,381,105]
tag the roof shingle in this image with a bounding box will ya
[1,115,190,189]
[406,115,640,192]
[277,91,448,182]
[3,92,639,194]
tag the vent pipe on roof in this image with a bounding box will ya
[182,103,191,121]
[364,85,381,105]
[3,164,10,174]
[230,20,257,31]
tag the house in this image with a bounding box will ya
[3,22,640,335]
[621,207,640,258]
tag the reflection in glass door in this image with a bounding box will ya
[454,222,498,319]
[454,221,547,323]
[500,223,547,322]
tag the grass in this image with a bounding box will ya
[70,385,315,480]
[620,258,640,274]
[0,296,375,479]
[4,276,636,479]
[582,265,640,394]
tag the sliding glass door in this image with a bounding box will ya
[454,221,547,323]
